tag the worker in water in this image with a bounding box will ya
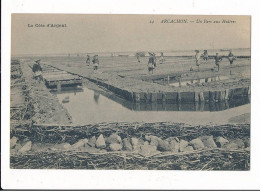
[32,59,43,81]
[147,52,156,74]
[159,52,165,64]
[86,55,90,66]
[203,50,208,62]
[215,53,222,72]
[195,50,200,71]
[92,55,99,73]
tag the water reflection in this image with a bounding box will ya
[55,87,249,112]
[120,97,249,112]
[54,87,250,124]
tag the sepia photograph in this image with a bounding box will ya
[10,14,251,170]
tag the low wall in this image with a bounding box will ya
[88,77,250,104]
[47,64,250,104]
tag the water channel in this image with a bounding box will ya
[54,87,250,125]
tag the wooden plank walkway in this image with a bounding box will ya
[41,65,82,89]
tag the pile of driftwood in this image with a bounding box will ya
[10,147,249,170]
[10,122,250,170]
[11,60,36,130]
[11,60,22,79]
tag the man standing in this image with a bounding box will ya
[147,53,156,74]
[92,55,99,73]
[228,50,235,75]
[215,53,222,72]
[203,50,208,62]
[32,59,43,81]
[228,50,235,65]
[159,52,165,64]
[195,50,200,71]
[153,53,157,68]
[136,53,141,63]
[86,55,90,66]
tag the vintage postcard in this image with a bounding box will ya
[10,14,250,171]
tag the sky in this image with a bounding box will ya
[11,14,251,55]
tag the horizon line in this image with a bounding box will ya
[11,47,250,57]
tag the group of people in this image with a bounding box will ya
[194,50,235,72]
[145,49,236,75]
[194,50,210,71]
[33,50,236,80]
[86,54,100,73]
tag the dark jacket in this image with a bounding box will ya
[32,63,42,72]
[228,52,234,57]
[92,56,99,64]
[215,56,222,65]
[228,53,234,62]
[148,56,156,64]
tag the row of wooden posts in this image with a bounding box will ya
[162,75,224,87]
[90,77,250,104]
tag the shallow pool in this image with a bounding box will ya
[55,87,250,125]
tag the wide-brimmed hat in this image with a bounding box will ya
[35,59,41,62]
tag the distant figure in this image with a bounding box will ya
[228,50,235,75]
[215,53,222,72]
[86,55,90,66]
[203,50,208,61]
[32,59,43,81]
[92,55,99,73]
[159,52,165,64]
[93,91,100,104]
[228,50,235,65]
[148,53,156,74]
[136,54,140,63]
[153,53,157,68]
[195,50,200,71]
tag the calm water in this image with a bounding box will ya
[55,87,250,125]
